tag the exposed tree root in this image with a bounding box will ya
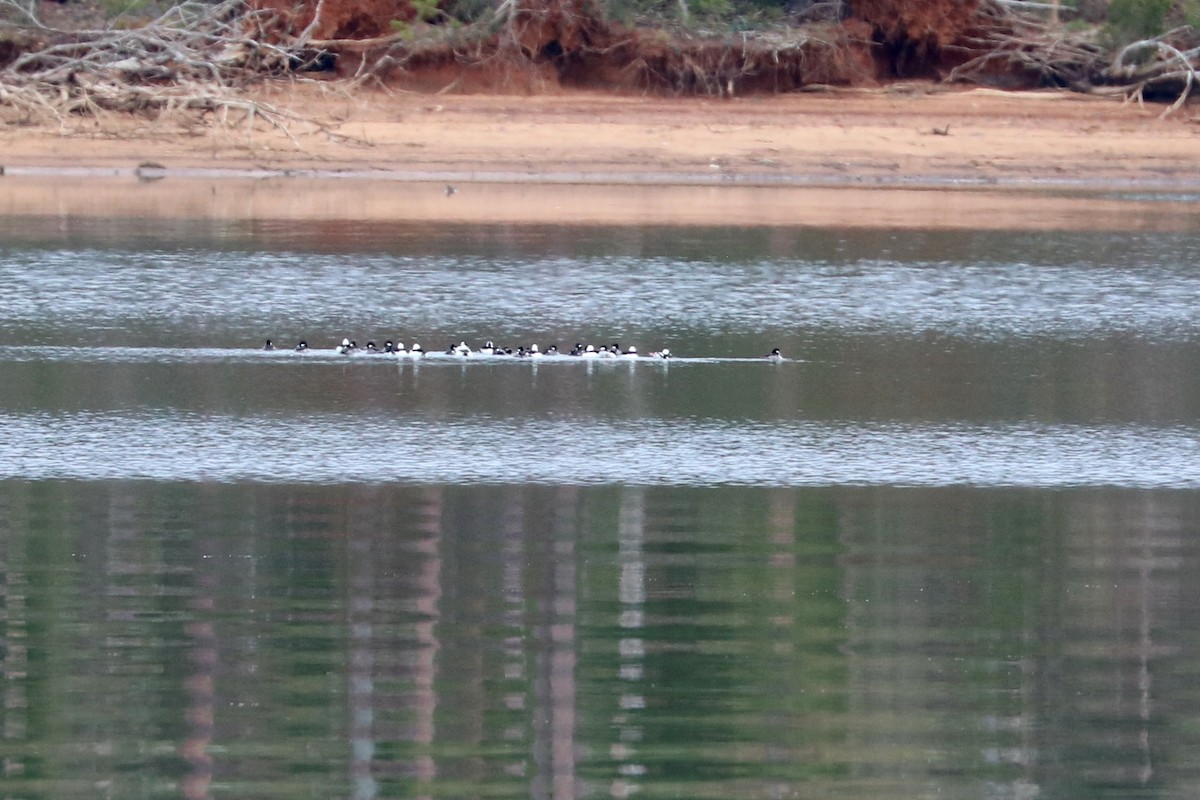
[1,0,1197,141]
[947,1,1107,90]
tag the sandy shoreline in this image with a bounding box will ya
[2,85,1200,228]
[4,174,1199,232]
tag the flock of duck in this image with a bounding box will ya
[262,338,784,361]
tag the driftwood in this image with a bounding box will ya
[1102,28,1200,116]
[940,2,1197,115]
[0,0,353,141]
[939,0,1104,89]
[1,0,1197,132]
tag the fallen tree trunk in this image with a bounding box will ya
[1101,28,1200,114]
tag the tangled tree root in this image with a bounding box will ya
[2,0,1198,140]
[947,0,1107,90]
[0,0,360,144]
[612,27,870,95]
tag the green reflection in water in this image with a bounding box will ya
[4,481,1199,798]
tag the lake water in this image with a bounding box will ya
[3,200,1200,799]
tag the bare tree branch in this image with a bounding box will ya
[0,0,366,145]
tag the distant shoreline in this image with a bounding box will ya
[2,86,1199,230]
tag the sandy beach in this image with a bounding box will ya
[3,83,1199,228]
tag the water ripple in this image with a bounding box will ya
[5,248,1200,344]
[3,412,1196,488]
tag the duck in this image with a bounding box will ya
[480,340,496,356]
[451,341,472,357]
[336,338,356,355]
[383,340,397,353]
[365,341,381,353]
[294,340,308,352]
[409,343,424,357]
[530,343,543,358]
[598,345,616,359]
[545,345,559,356]
[650,348,671,359]
[569,343,584,356]
[580,344,599,359]
[765,348,783,361]
[621,345,639,358]
[263,339,275,351]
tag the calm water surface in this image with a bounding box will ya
[3,208,1200,799]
